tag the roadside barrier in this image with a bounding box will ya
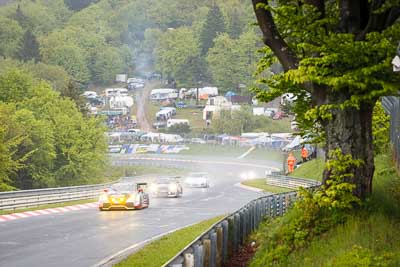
[163,175,319,267]
[163,191,297,267]
[265,171,321,189]
[0,180,120,211]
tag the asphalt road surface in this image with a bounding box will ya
[0,156,278,267]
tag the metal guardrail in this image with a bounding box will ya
[0,180,120,211]
[163,176,318,267]
[265,174,321,189]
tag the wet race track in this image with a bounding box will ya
[0,155,280,267]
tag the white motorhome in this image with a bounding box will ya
[150,88,178,100]
[156,109,174,121]
[167,119,189,128]
[160,107,176,115]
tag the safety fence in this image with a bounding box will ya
[265,171,321,189]
[163,190,298,267]
[382,96,400,171]
[0,180,119,211]
[163,172,321,267]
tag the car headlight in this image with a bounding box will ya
[149,184,158,192]
[168,184,178,191]
[248,171,256,179]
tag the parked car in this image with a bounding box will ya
[191,138,206,144]
[150,177,183,198]
[176,101,187,108]
[98,182,149,211]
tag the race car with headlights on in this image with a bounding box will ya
[149,177,183,198]
[98,183,149,211]
[184,172,210,188]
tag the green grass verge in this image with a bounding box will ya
[107,165,186,177]
[0,198,97,215]
[290,158,324,181]
[242,179,292,193]
[115,215,225,267]
[250,153,400,266]
[181,144,283,161]
[175,107,205,133]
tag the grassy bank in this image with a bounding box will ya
[115,216,225,267]
[242,179,292,193]
[249,153,400,266]
[290,158,324,181]
[181,144,283,162]
[106,165,186,178]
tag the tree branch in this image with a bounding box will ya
[339,0,362,33]
[304,0,325,18]
[357,1,399,40]
[252,0,299,71]
[385,6,400,28]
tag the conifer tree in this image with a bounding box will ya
[199,4,226,56]
[17,29,40,62]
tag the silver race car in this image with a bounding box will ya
[150,177,183,198]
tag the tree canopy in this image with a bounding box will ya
[0,69,107,190]
[252,0,400,199]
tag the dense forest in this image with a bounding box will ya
[0,0,261,93]
[0,0,262,190]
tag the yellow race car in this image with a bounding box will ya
[99,183,149,211]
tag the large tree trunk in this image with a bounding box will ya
[322,93,375,200]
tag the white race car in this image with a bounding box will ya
[184,172,210,188]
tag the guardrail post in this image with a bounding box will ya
[227,217,234,258]
[203,238,211,267]
[233,213,240,252]
[266,197,271,217]
[169,255,184,267]
[252,202,256,231]
[239,211,244,246]
[216,226,223,267]
[271,195,277,217]
[278,194,283,216]
[184,253,194,267]
[210,231,217,267]
[221,220,229,264]
[193,243,203,267]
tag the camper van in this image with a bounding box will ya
[150,88,178,101]
[156,109,174,121]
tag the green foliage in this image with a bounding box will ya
[199,4,226,56]
[17,29,40,62]
[251,149,361,266]
[207,30,260,92]
[41,43,90,84]
[0,16,23,58]
[211,106,290,135]
[251,152,400,266]
[0,69,107,190]
[327,245,393,267]
[154,27,199,84]
[90,46,124,84]
[372,101,390,155]
[64,0,99,11]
